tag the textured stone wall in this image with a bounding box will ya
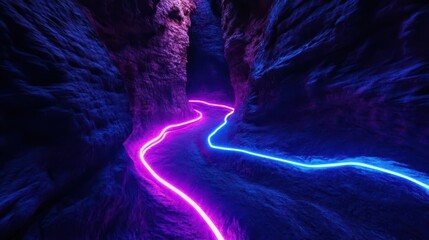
[79,0,196,129]
[221,0,273,104]
[0,0,133,238]
[221,0,429,155]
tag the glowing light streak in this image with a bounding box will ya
[138,109,225,240]
[190,100,429,192]
[138,99,428,239]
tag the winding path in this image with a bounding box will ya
[137,99,429,240]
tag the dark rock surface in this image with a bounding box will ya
[0,1,219,239]
[221,0,273,103]
[0,0,134,238]
[221,0,429,169]
[79,0,196,129]
[187,0,234,101]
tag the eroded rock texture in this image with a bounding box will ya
[221,0,429,167]
[79,0,196,129]
[221,0,273,103]
[0,0,215,238]
[0,0,136,238]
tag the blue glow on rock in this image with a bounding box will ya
[190,100,429,193]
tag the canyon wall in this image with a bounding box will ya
[0,0,133,238]
[0,0,199,238]
[79,0,196,129]
[221,0,429,163]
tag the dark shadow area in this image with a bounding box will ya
[186,0,234,102]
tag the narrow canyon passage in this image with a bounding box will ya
[186,0,234,101]
[133,101,429,239]
[2,0,429,239]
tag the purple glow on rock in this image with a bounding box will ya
[137,109,225,240]
[135,99,427,240]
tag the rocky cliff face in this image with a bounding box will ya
[222,0,429,113]
[0,0,134,238]
[221,0,273,103]
[0,0,203,238]
[221,0,429,167]
[79,0,196,129]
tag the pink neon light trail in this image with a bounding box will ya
[138,109,225,240]
[137,99,429,239]
[189,99,235,112]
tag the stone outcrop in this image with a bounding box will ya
[79,0,196,129]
